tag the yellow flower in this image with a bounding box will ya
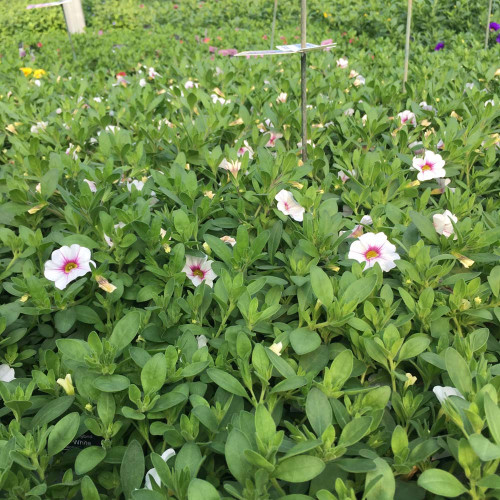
[85,403,93,412]
[33,69,46,79]
[474,296,482,305]
[5,124,17,134]
[95,275,117,293]
[323,12,328,18]
[57,374,75,395]
[20,67,33,77]
[20,294,30,302]
[204,190,215,199]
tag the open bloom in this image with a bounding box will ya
[412,150,446,181]
[0,364,15,382]
[275,190,305,222]
[57,374,75,395]
[145,448,176,490]
[433,210,458,239]
[44,244,94,290]
[219,159,241,178]
[265,132,283,147]
[183,255,217,287]
[434,42,444,51]
[276,92,287,103]
[398,110,416,127]
[353,75,365,86]
[433,386,464,404]
[139,78,147,87]
[344,108,355,116]
[185,80,199,89]
[33,69,46,79]
[148,67,160,79]
[336,57,348,68]
[20,67,33,77]
[348,232,400,272]
[489,22,500,31]
[420,101,436,113]
[220,235,236,246]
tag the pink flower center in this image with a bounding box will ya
[284,202,290,210]
[421,162,434,172]
[191,267,205,279]
[364,247,380,260]
[64,261,78,273]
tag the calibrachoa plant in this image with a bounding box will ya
[0,0,499,499]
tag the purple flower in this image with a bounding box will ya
[489,21,500,31]
[19,47,26,57]
[434,42,444,51]
[218,48,237,57]
[497,33,500,43]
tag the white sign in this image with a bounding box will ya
[26,0,71,9]
[235,42,335,57]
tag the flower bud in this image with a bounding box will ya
[57,374,75,395]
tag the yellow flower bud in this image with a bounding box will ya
[95,275,117,293]
[269,342,283,356]
[85,403,93,412]
[202,242,211,255]
[474,296,482,305]
[460,299,471,311]
[57,374,75,395]
[19,294,30,302]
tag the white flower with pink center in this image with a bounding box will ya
[237,140,254,159]
[44,244,95,290]
[433,210,458,239]
[336,57,348,68]
[338,169,356,184]
[148,67,160,79]
[275,190,305,222]
[348,232,400,272]
[219,159,242,178]
[412,150,446,181]
[185,80,199,89]
[265,132,283,148]
[182,255,217,287]
[398,110,417,127]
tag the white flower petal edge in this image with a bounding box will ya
[433,210,458,240]
[182,255,217,288]
[0,364,15,382]
[145,448,176,490]
[44,245,95,290]
[275,190,305,222]
[411,150,446,181]
[433,385,465,405]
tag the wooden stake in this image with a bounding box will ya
[61,5,77,61]
[485,0,493,48]
[270,0,278,50]
[300,0,307,162]
[403,0,412,92]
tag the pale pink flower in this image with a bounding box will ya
[220,235,236,246]
[265,132,283,147]
[412,150,446,181]
[44,244,95,290]
[437,139,444,150]
[182,255,217,287]
[0,364,15,382]
[237,140,254,159]
[433,210,458,239]
[185,80,199,89]
[409,141,425,155]
[348,232,400,272]
[139,78,147,87]
[276,92,287,103]
[398,110,417,127]
[340,225,364,238]
[336,57,348,68]
[321,39,334,51]
[65,143,78,160]
[84,179,97,192]
[349,69,359,78]
[219,158,241,178]
[338,169,356,184]
[275,190,305,222]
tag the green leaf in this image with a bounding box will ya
[341,275,377,306]
[468,434,500,461]
[484,394,500,445]
[141,353,167,395]
[270,376,308,393]
[93,374,130,393]
[445,348,472,396]
[41,168,60,198]
[410,210,439,244]
[255,404,276,446]
[54,308,77,334]
[417,469,468,497]
[109,311,141,351]
[289,328,321,355]
[274,455,325,483]
[204,234,233,265]
[187,478,221,500]
[206,368,247,398]
[31,396,74,428]
[365,457,396,500]
[487,266,500,297]
[306,388,332,437]
[310,266,333,306]
[81,475,100,500]
[225,429,253,484]
[338,416,373,447]
[266,349,296,378]
[120,440,145,498]
[56,339,91,361]
[47,412,80,456]
[397,335,430,362]
[75,447,106,475]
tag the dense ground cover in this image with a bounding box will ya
[0,0,500,498]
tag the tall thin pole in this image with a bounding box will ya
[61,5,77,61]
[403,0,412,92]
[300,0,307,162]
[485,0,493,48]
[270,0,278,50]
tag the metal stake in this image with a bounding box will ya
[270,0,278,50]
[403,0,412,92]
[61,4,77,61]
[485,0,493,48]
[300,0,307,162]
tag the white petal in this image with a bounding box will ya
[0,364,15,382]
